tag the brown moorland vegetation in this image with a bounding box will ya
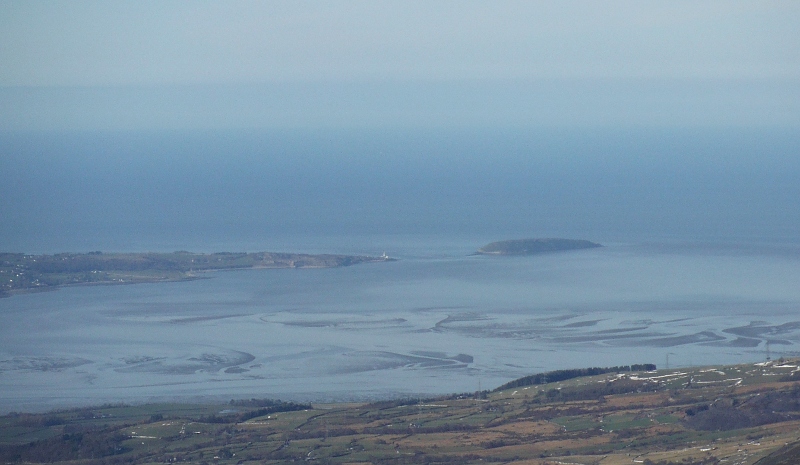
[2,359,800,464]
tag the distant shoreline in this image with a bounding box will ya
[0,250,393,297]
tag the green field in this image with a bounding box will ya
[2,359,800,464]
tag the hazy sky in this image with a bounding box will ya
[1,1,799,130]
[3,1,799,85]
[1,2,799,249]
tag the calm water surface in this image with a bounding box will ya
[2,238,800,413]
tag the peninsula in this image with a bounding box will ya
[477,238,602,256]
[0,250,392,297]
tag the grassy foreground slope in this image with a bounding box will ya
[2,360,800,464]
[0,251,390,297]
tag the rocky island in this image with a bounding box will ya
[0,250,392,297]
[477,238,602,256]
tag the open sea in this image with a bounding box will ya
[1,128,799,413]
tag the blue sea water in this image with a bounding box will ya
[2,127,799,252]
[1,128,800,412]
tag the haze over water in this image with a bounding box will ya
[2,2,800,413]
[2,128,800,413]
[3,127,799,253]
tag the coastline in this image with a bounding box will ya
[0,251,393,298]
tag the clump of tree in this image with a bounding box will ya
[236,401,310,422]
[685,384,800,431]
[197,400,311,423]
[364,397,422,409]
[495,364,656,392]
[530,378,661,404]
[10,414,67,427]
[0,429,131,463]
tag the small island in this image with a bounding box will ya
[0,250,392,297]
[477,238,602,256]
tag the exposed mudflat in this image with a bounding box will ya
[2,241,800,413]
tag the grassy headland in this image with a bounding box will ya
[0,250,392,297]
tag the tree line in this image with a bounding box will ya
[494,364,657,392]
